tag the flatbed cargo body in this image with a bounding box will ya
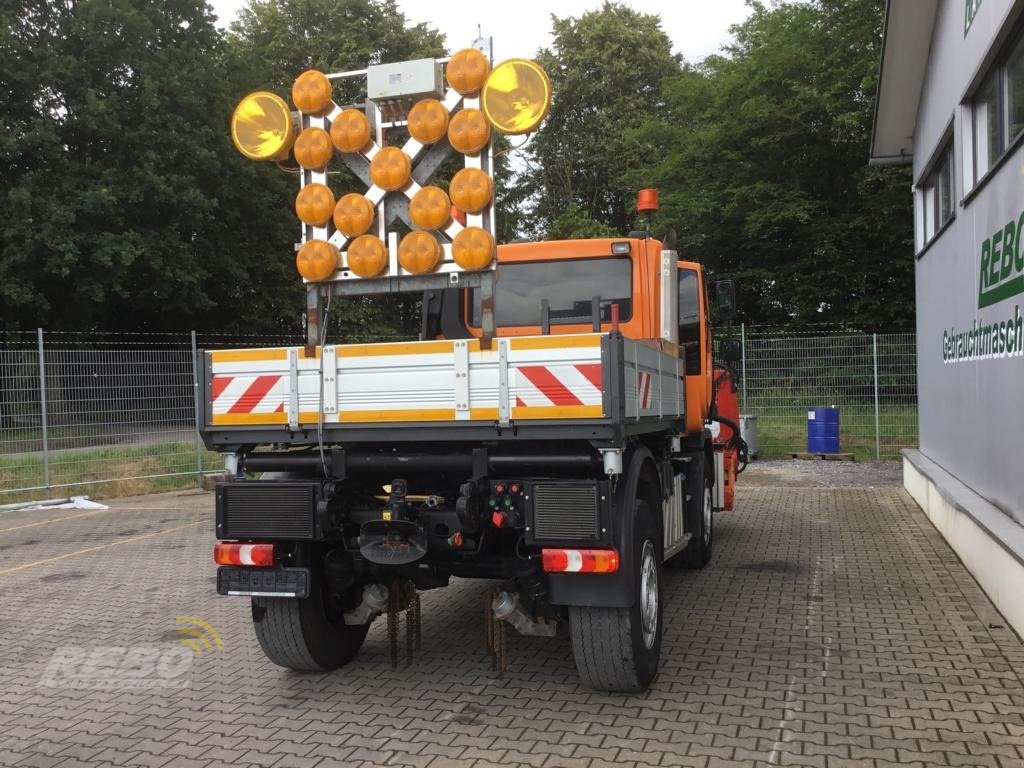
[201,332,685,450]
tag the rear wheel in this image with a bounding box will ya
[569,500,662,692]
[251,562,369,671]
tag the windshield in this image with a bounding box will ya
[470,257,633,327]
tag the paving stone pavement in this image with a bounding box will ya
[1,486,1023,768]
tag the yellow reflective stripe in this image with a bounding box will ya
[512,404,604,420]
[210,412,320,426]
[210,349,288,363]
[337,341,454,357]
[338,408,456,422]
[509,335,602,351]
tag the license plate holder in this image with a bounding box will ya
[217,566,310,598]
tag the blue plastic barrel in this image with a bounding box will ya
[807,407,840,454]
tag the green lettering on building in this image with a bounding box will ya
[965,0,983,35]
[978,209,1024,308]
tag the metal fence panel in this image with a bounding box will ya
[1,327,919,504]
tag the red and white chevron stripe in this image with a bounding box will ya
[211,375,287,414]
[637,371,653,409]
[515,363,603,408]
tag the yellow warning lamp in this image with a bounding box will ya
[407,99,450,145]
[230,91,296,161]
[369,146,412,191]
[333,193,375,237]
[330,108,372,153]
[292,70,334,115]
[398,232,442,274]
[293,127,333,170]
[449,168,493,214]
[482,59,551,135]
[296,239,339,282]
[347,235,388,277]
[447,47,491,96]
[448,109,491,155]
[409,186,451,230]
[452,227,495,270]
[294,183,335,227]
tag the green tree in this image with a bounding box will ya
[0,0,302,333]
[634,0,914,330]
[523,2,682,238]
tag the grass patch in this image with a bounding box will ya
[0,441,221,504]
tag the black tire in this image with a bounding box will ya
[569,500,662,692]
[674,452,713,569]
[251,571,369,672]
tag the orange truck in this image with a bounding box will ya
[204,45,745,692]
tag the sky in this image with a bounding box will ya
[207,0,753,64]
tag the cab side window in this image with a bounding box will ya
[679,269,702,375]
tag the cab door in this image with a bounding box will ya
[678,262,712,436]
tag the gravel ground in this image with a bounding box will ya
[739,457,903,488]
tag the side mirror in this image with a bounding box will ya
[719,338,742,364]
[716,280,736,322]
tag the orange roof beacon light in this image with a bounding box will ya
[637,188,659,213]
[230,91,296,161]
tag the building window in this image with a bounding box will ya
[971,26,1024,185]
[921,141,954,247]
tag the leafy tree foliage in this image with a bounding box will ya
[522,2,681,237]
[633,0,914,330]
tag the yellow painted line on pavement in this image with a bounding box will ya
[0,509,112,534]
[0,520,205,576]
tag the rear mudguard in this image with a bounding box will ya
[547,444,657,608]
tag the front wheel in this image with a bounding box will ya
[251,571,369,671]
[672,452,713,569]
[569,500,662,692]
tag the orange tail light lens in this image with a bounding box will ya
[451,226,495,270]
[409,186,451,230]
[407,98,450,145]
[449,168,493,214]
[541,548,619,574]
[214,542,275,567]
[346,234,388,277]
[398,231,442,274]
[448,108,491,155]
[293,127,333,170]
[294,183,335,226]
[296,239,340,282]
[369,146,412,191]
[447,47,491,97]
[330,108,372,153]
[333,193,375,237]
[291,70,333,115]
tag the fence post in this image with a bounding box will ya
[740,323,747,411]
[36,327,50,497]
[190,331,203,488]
[873,333,881,461]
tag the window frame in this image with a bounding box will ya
[916,126,956,255]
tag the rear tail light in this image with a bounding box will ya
[214,542,275,567]
[541,548,619,574]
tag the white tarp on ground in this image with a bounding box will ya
[1,496,109,512]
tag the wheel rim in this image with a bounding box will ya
[639,540,658,649]
[703,483,713,545]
